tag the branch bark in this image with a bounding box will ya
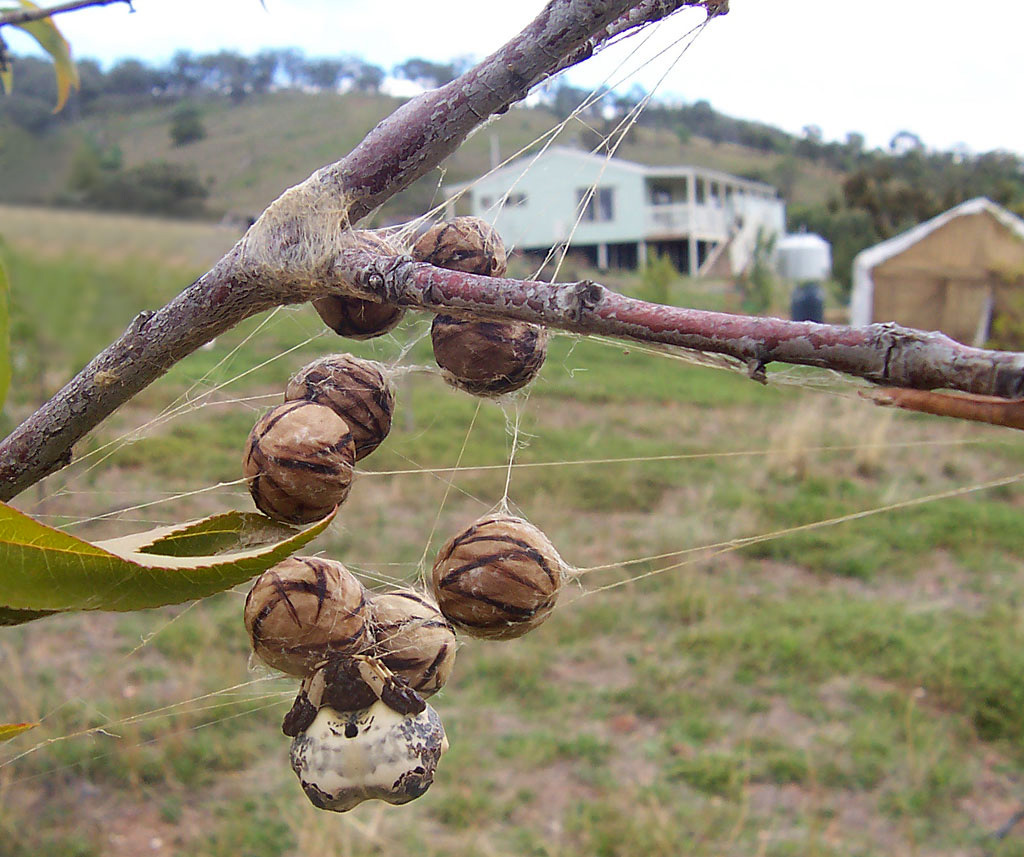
[0,0,701,500]
[0,0,131,28]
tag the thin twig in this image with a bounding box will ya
[867,388,1024,430]
[0,0,131,28]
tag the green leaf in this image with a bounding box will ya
[8,1,80,111]
[0,505,336,614]
[0,239,10,410]
[0,722,37,742]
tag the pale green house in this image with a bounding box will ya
[443,146,785,277]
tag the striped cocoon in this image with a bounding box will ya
[243,400,356,524]
[430,515,564,640]
[285,355,395,461]
[369,589,457,695]
[244,557,371,677]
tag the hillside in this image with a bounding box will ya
[0,90,844,222]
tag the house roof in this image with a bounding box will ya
[443,145,778,195]
[850,197,1024,327]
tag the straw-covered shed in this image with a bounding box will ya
[851,198,1024,346]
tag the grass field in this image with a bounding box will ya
[2,210,1024,857]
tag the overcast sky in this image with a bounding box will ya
[9,0,1023,154]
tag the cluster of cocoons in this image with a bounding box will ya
[244,557,457,812]
[243,509,567,813]
[243,354,395,525]
[412,217,549,397]
[241,219,572,813]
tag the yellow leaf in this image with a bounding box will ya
[0,722,37,742]
[10,1,80,112]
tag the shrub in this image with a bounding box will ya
[80,161,209,216]
[169,103,206,147]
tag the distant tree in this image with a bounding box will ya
[80,160,209,216]
[349,59,384,93]
[105,58,164,97]
[889,129,924,155]
[249,50,279,94]
[168,51,204,96]
[71,58,105,113]
[169,103,206,147]
[394,57,462,89]
[0,55,57,133]
[277,48,307,89]
[199,51,251,102]
[303,58,343,92]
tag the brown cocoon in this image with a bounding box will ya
[430,315,548,396]
[285,355,395,460]
[414,217,546,396]
[244,557,370,677]
[312,230,406,339]
[369,589,457,696]
[243,400,356,524]
[430,514,564,640]
[312,295,406,340]
[411,216,508,277]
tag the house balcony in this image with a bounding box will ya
[644,203,731,240]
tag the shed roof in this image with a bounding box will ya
[850,198,1024,327]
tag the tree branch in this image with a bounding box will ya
[0,0,131,28]
[0,0,679,500]
[334,249,1024,398]
[553,0,725,74]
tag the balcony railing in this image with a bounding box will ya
[644,203,731,238]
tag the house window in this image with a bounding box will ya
[506,193,528,207]
[480,195,494,209]
[695,179,707,205]
[577,187,615,222]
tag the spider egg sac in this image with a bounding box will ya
[430,514,565,640]
[312,296,405,341]
[429,314,548,397]
[369,589,457,696]
[285,354,395,461]
[312,231,406,339]
[244,557,371,677]
[243,400,356,524]
[412,217,548,397]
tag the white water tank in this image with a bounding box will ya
[777,233,832,282]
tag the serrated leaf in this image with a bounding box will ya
[10,1,79,111]
[0,722,37,742]
[0,241,9,410]
[0,504,336,613]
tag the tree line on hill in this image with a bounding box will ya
[2,48,1023,295]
